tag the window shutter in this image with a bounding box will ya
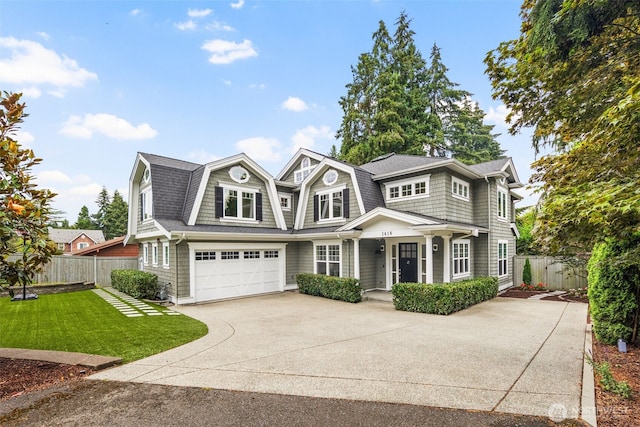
[256,192,263,221]
[313,195,319,222]
[343,188,350,218]
[215,186,223,218]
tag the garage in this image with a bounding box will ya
[189,243,286,302]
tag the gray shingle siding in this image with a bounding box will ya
[302,170,356,229]
[358,239,380,289]
[354,168,384,212]
[151,165,192,220]
[182,166,205,223]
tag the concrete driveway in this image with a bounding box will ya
[91,292,589,420]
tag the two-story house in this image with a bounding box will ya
[48,228,106,254]
[126,149,522,304]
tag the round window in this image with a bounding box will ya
[142,168,150,183]
[229,165,250,183]
[323,169,338,186]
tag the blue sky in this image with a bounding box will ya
[0,0,536,222]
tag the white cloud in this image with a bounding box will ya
[235,137,282,162]
[188,8,212,18]
[20,86,42,98]
[186,149,220,164]
[290,125,332,153]
[36,32,50,40]
[205,21,235,32]
[15,130,35,146]
[485,104,510,127]
[37,170,73,184]
[281,96,308,112]
[48,89,66,98]
[129,8,142,16]
[0,37,98,92]
[201,39,257,64]
[230,0,245,9]
[59,113,158,140]
[175,20,197,31]
[222,79,232,85]
[249,83,265,90]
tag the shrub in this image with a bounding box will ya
[111,270,158,299]
[586,353,632,399]
[522,258,532,286]
[392,277,498,315]
[587,238,640,345]
[296,273,361,303]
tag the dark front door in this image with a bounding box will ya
[399,243,418,283]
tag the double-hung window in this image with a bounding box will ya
[215,185,262,222]
[143,244,149,265]
[141,188,153,221]
[152,243,158,266]
[498,240,508,277]
[315,187,347,222]
[315,242,341,276]
[497,188,508,220]
[452,240,470,277]
[162,242,170,268]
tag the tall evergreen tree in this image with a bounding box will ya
[424,43,470,157]
[74,205,95,230]
[103,190,128,239]
[448,98,504,164]
[92,186,110,230]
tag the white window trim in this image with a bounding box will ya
[497,186,509,221]
[323,169,339,186]
[498,240,508,277]
[313,240,342,277]
[77,242,89,250]
[228,165,250,184]
[452,176,470,201]
[385,175,430,203]
[452,239,470,278]
[152,243,158,267]
[143,244,149,265]
[316,185,346,223]
[162,241,170,268]
[279,193,292,211]
[219,182,260,224]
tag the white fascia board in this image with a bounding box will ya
[502,158,522,185]
[336,207,435,232]
[412,224,489,235]
[170,229,360,241]
[275,148,325,181]
[187,153,286,230]
[293,158,365,230]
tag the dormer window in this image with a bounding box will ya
[214,184,263,222]
[313,186,349,222]
[229,165,250,184]
[294,157,315,184]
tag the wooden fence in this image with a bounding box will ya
[7,255,139,286]
[513,256,588,290]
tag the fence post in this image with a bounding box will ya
[93,255,98,284]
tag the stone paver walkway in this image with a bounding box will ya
[527,290,566,300]
[92,288,181,317]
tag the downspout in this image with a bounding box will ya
[485,176,491,277]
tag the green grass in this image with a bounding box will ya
[0,290,208,363]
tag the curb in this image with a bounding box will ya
[581,324,597,427]
[0,348,121,370]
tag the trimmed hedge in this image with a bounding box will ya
[392,277,498,315]
[587,239,639,345]
[111,269,158,299]
[296,273,361,303]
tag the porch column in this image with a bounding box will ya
[353,238,360,280]
[425,235,434,284]
[442,234,451,283]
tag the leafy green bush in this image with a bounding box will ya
[522,257,532,286]
[111,270,158,299]
[392,277,498,315]
[587,238,640,345]
[586,353,632,399]
[296,273,361,303]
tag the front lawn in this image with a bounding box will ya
[0,290,208,363]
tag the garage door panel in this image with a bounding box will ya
[194,249,283,302]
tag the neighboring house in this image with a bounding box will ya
[48,228,106,254]
[126,149,523,304]
[71,236,139,257]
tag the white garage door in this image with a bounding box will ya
[193,246,284,302]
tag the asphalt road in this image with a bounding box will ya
[0,380,586,427]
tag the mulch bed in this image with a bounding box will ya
[0,358,92,400]
[499,289,588,303]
